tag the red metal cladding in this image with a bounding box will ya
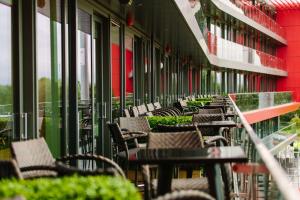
[243,102,300,124]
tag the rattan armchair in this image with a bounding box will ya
[10,138,125,179]
[119,117,151,135]
[143,131,210,200]
[192,114,231,144]
[154,190,215,200]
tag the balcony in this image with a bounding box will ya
[206,31,286,70]
[227,0,286,38]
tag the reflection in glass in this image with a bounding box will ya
[37,0,62,157]
[0,3,12,150]
[125,33,134,108]
[111,23,120,119]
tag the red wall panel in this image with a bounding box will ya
[276,9,300,101]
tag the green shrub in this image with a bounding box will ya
[147,116,192,129]
[0,118,10,131]
[291,115,300,128]
[187,101,205,107]
[0,175,141,200]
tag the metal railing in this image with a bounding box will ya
[228,0,285,38]
[228,94,300,199]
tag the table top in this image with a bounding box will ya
[128,146,247,165]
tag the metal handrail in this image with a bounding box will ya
[228,94,300,200]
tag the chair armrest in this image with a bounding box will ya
[57,154,125,177]
[205,136,228,146]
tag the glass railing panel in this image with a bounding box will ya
[230,92,293,112]
[207,31,286,70]
[228,95,300,199]
[225,0,286,38]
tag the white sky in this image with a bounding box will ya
[0,4,11,86]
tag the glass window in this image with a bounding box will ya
[125,33,134,108]
[0,2,12,150]
[37,0,62,157]
[111,23,120,119]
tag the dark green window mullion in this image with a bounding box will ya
[120,24,125,115]
[22,0,37,140]
[67,0,79,156]
[60,0,67,156]
[12,0,22,140]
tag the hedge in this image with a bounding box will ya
[147,116,192,129]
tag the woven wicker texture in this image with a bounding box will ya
[138,104,148,115]
[131,106,139,117]
[107,123,128,153]
[153,179,209,192]
[192,114,224,136]
[147,103,155,112]
[154,102,162,109]
[147,132,202,149]
[198,108,223,114]
[123,109,131,117]
[119,117,151,133]
[11,138,56,179]
[154,190,215,200]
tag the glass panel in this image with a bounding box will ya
[231,92,293,112]
[37,0,62,157]
[0,3,12,152]
[77,9,92,155]
[111,23,120,119]
[125,33,134,108]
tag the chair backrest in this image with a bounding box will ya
[179,99,187,107]
[153,102,162,109]
[11,138,55,169]
[137,104,148,115]
[192,114,224,136]
[147,131,203,149]
[119,117,151,132]
[145,112,153,116]
[198,108,223,114]
[147,103,155,112]
[131,106,139,117]
[107,123,128,155]
[0,160,22,179]
[11,138,56,179]
[155,190,215,200]
[123,109,131,117]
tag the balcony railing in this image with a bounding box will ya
[230,91,293,112]
[228,0,286,38]
[228,93,300,199]
[206,31,286,70]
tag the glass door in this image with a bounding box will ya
[0,1,13,158]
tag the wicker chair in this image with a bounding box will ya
[107,122,143,183]
[143,131,210,200]
[119,117,151,135]
[10,138,125,179]
[153,102,162,109]
[147,103,156,112]
[138,104,148,116]
[131,106,139,117]
[123,108,131,117]
[154,190,215,200]
[197,108,223,114]
[155,124,228,147]
[192,114,231,143]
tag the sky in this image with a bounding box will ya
[0,4,11,86]
[0,4,62,87]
